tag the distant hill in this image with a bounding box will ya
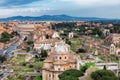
[0,14,119,21]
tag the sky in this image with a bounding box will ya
[0,0,120,18]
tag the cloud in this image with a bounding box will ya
[0,0,119,18]
[59,0,120,8]
[0,0,42,7]
[0,7,53,18]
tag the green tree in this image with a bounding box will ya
[92,27,103,38]
[1,32,13,38]
[34,76,42,80]
[26,47,30,52]
[80,62,95,72]
[0,38,10,43]
[81,65,88,72]
[0,32,13,43]
[91,69,118,80]
[26,40,33,45]
[65,38,71,45]
[59,69,84,80]
[40,50,48,61]
[11,31,19,36]
[0,56,6,63]
[23,37,27,41]
[76,48,86,53]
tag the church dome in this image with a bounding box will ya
[54,41,70,54]
[110,44,115,47]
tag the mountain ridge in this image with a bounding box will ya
[0,14,118,21]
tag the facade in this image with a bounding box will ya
[103,29,110,37]
[42,41,79,80]
[104,34,120,47]
[109,44,120,55]
[96,63,118,70]
[16,24,35,36]
[68,32,74,38]
[106,34,120,55]
[52,32,60,39]
[34,42,51,51]
[110,44,116,54]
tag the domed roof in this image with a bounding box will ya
[54,41,70,54]
[39,43,51,50]
[43,44,51,50]
[110,44,115,47]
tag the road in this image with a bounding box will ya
[0,37,20,57]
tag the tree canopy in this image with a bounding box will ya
[91,69,118,80]
[0,56,6,63]
[59,69,84,80]
[0,32,13,43]
[34,76,42,80]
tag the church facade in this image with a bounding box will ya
[42,41,80,80]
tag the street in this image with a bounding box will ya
[0,37,20,56]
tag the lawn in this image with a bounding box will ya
[70,39,86,52]
[71,40,81,46]
[32,61,44,69]
[89,47,96,52]
[8,78,13,80]
[12,66,34,72]
[14,58,25,63]
[10,57,25,63]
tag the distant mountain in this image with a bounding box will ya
[0,14,119,21]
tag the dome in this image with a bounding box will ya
[43,44,51,50]
[110,44,115,47]
[54,41,70,53]
[39,43,51,50]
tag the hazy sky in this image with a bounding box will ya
[0,0,120,18]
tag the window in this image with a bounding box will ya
[118,52,120,55]
[75,65,76,68]
[59,57,62,59]
[58,68,60,70]
[65,56,67,59]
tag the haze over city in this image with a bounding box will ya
[0,0,120,18]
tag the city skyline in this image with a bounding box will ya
[0,0,120,18]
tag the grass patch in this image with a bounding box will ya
[70,39,86,52]
[10,57,25,63]
[12,66,33,72]
[70,45,76,52]
[32,61,43,69]
[89,47,96,52]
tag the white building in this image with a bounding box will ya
[68,32,74,38]
[95,63,118,72]
[52,32,60,39]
